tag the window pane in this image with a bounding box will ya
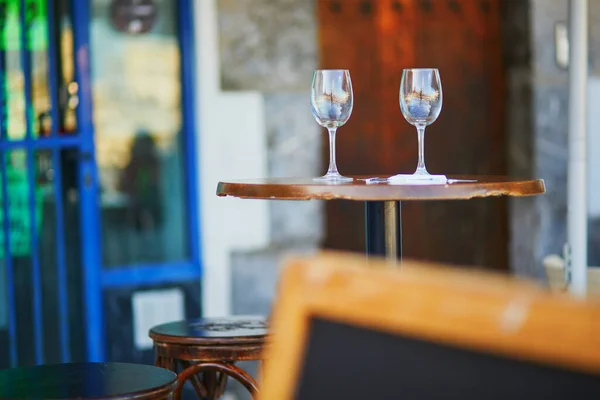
[36,148,86,363]
[0,149,36,366]
[35,0,79,136]
[90,0,188,267]
[3,1,27,140]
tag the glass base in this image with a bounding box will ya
[388,173,447,184]
[313,172,353,183]
[413,169,430,176]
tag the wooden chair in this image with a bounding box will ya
[0,362,177,399]
[149,315,267,399]
[259,251,600,400]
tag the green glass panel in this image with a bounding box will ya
[0,0,49,140]
[0,151,45,258]
[1,0,47,51]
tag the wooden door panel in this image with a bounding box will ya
[318,0,507,269]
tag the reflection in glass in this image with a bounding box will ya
[35,149,85,364]
[0,150,37,366]
[399,68,443,176]
[2,0,78,139]
[0,151,34,260]
[91,0,187,267]
[310,69,354,182]
[3,1,27,140]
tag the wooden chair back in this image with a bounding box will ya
[259,252,600,400]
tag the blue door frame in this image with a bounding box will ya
[1,0,201,366]
[76,0,202,362]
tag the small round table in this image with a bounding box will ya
[150,316,268,399]
[217,175,545,260]
[0,362,178,399]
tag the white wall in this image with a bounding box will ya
[588,76,600,218]
[194,0,270,316]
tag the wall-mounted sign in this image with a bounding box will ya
[110,0,157,35]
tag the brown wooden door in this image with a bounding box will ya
[318,0,507,270]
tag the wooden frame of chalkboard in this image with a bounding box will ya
[259,252,600,400]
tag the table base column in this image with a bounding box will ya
[365,201,402,262]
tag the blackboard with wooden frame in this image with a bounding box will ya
[259,252,600,400]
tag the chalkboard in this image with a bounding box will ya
[258,253,600,400]
[296,318,600,400]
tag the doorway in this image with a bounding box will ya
[0,0,200,367]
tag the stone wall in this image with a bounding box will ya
[215,2,321,398]
[217,0,317,91]
[216,0,322,315]
[504,0,600,278]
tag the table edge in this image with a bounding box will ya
[216,177,546,201]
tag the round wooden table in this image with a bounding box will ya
[217,175,545,261]
[150,316,268,399]
[0,362,178,399]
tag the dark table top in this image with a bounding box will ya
[149,315,268,345]
[0,362,177,399]
[217,175,546,201]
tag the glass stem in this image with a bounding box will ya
[415,124,429,175]
[327,127,339,175]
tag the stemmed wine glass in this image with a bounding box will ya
[399,68,443,176]
[310,69,353,182]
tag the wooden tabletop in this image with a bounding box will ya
[217,175,546,201]
[0,362,177,399]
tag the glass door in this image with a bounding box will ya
[0,0,98,366]
[91,0,191,270]
[89,0,201,363]
[0,0,200,366]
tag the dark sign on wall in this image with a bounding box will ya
[110,0,157,34]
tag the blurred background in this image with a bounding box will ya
[0,0,598,373]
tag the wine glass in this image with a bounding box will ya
[310,69,353,182]
[399,68,443,176]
